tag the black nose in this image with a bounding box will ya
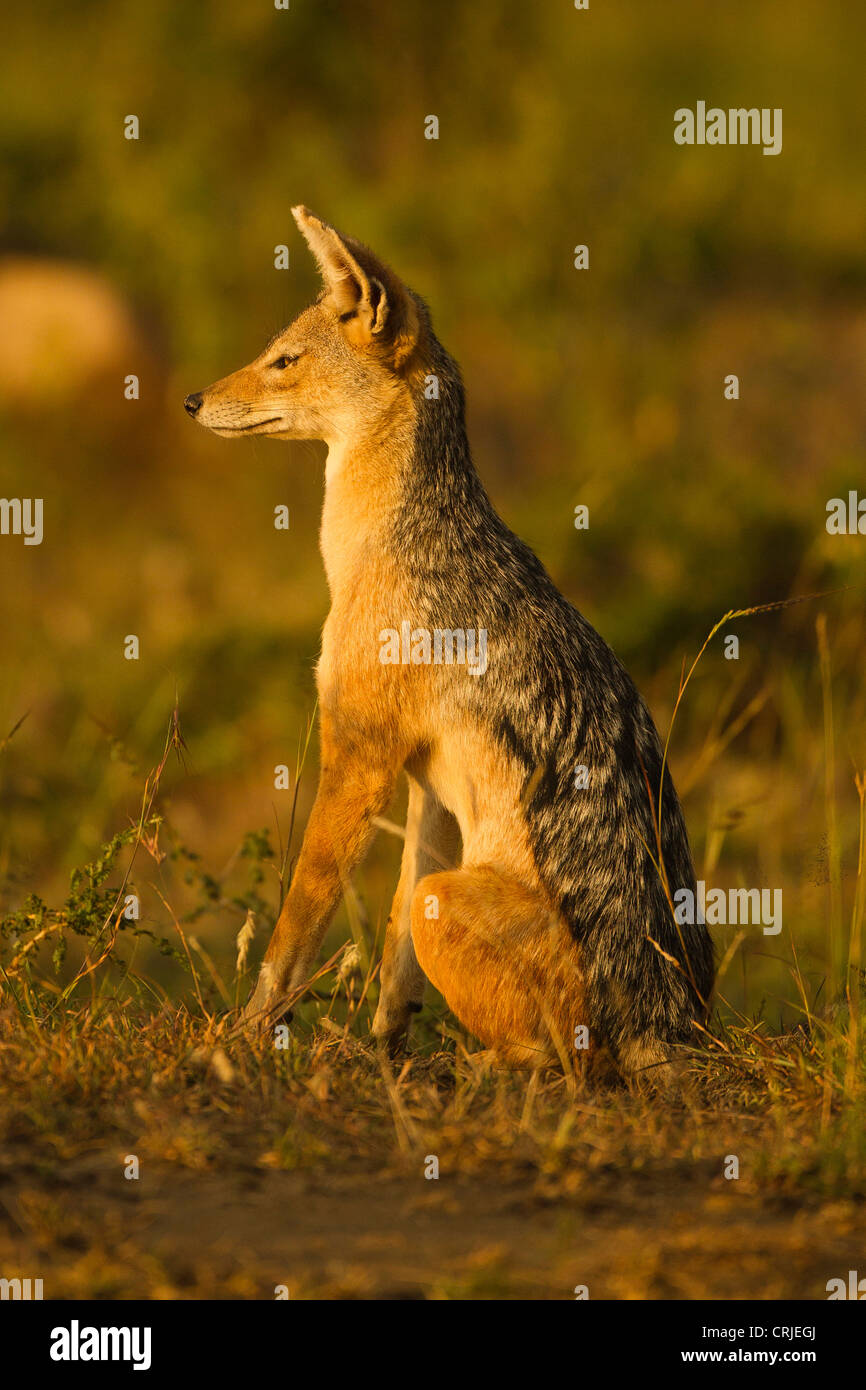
[184,392,203,417]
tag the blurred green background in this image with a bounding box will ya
[1,0,864,1024]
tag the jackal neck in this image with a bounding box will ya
[393,339,497,566]
[320,337,493,596]
[319,400,415,595]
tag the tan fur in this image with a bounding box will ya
[188,208,589,1066]
[410,866,586,1069]
[185,206,701,1078]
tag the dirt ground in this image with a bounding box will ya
[1,1015,863,1301]
[3,1150,864,1301]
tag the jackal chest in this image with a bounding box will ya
[315,593,408,715]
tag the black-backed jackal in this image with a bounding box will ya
[185,207,714,1081]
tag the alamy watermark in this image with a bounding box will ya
[49,1320,151,1371]
[674,881,782,935]
[825,491,866,534]
[826,1270,866,1299]
[1,1276,43,1299]
[379,621,488,676]
[0,497,43,545]
[674,103,782,156]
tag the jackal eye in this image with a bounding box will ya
[268,353,300,370]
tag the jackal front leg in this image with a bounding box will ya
[243,754,396,1030]
[372,780,460,1053]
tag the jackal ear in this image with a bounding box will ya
[292,205,419,365]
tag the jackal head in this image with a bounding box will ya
[184,206,424,447]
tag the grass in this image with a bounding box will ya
[0,997,863,1298]
[1,596,865,1298]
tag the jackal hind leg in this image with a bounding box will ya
[409,865,590,1071]
[372,780,460,1054]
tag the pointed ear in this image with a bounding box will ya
[292,205,419,363]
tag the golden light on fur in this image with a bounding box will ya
[185,207,715,1081]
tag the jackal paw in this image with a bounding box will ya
[371,1000,422,1057]
[234,973,294,1040]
